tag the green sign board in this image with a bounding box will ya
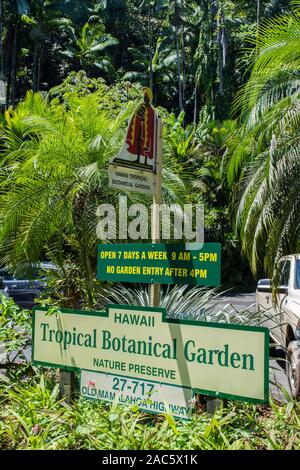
[32,305,269,405]
[97,243,221,286]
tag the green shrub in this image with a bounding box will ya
[0,369,299,450]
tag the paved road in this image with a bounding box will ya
[209,292,256,310]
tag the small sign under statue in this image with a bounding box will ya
[109,88,160,195]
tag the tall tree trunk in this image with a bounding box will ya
[33,18,44,92]
[218,10,223,95]
[0,0,3,78]
[256,0,261,57]
[10,17,18,106]
[218,11,228,96]
[37,50,42,91]
[257,0,261,33]
[175,34,183,112]
[5,22,13,107]
[180,0,186,112]
[148,1,154,94]
[175,0,183,112]
[210,0,218,112]
[33,37,39,92]
[193,80,197,124]
[6,60,11,108]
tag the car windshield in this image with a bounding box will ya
[296,260,300,288]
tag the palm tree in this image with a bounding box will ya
[193,120,236,206]
[61,21,118,79]
[227,2,300,276]
[99,283,262,326]
[122,38,178,100]
[0,0,5,106]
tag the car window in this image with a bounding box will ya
[279,260,291,286]
[295,260,300,289]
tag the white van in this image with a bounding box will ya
[256,255,300,397]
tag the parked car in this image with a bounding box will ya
[0,262,56,309]
[256,254,300,398]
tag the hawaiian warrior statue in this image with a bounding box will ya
[110,87,158,171]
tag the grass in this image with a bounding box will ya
[0,368,299,450]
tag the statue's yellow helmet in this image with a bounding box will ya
[142,87,153,103]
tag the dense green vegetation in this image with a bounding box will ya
[0,0,298,288]
[0,81,253,305]
[228,3,300,276]
[0,1,291,117]
[0,1,300,452]
[1,370,300,450]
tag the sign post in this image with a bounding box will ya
[108,87,164,307]
[150,116,163,308]
[59,370,75,403]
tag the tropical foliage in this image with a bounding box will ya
[0,297,298,451]
[227,1,300,277]
[0,1,300,452]
[100,283,262,326]
[0,1,290,115]
[0,1,299,283]
[1,368,300,450]
[0,83,189,306]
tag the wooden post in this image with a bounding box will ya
[150,117,163,308]
[206,396,222,414]
[59,370,75,403]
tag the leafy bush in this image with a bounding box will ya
[0,370,299,450]
[0,296,299,450]
[100,283,262,325]
[0,295,31,361]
